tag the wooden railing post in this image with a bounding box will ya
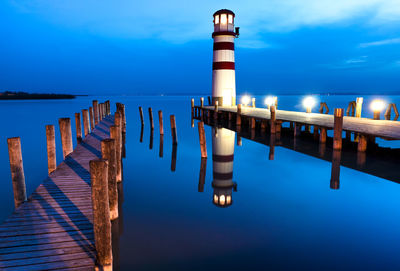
[198,122,207,158]
[7,137,27,208]
[58,118,73,159]
[101,139,118,221]
[75,113,82,144]
[170,115,178,145]
[93,100,99,125]
[191,99,194,115]
[200,97,204,108]
[46,125,57,174]
[356,97,363,118]
[82,109,90,136]
[333,108,344,150]
[158,110,164,135]
[89,159,112,270]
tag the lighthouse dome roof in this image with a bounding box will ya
[213,9,235,17]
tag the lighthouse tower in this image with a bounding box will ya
[212,127,236,207]
[212,9,239,106]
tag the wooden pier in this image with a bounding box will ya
[0,100,126,270]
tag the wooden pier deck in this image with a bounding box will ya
[200,105,400,140]
[0,116,114,270]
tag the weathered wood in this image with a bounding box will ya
[198,122,207,158]
[170,115,178,145]
[158,110,164,135]
[89,106,95,130]
[7,137,27,208]
[101,139,118,221]
[75,113,83,144]
[270,106,276,134]
[93,100,99,125]
[149,107,154,130]
[139,106,144,125]
[82,109,90,136]
[333,108,344,150]
[320,127,327,143]
[46,125,57,174]
[59,118,73,159]
[89,159,112,271]
[191,98,195,115]
[110,125,122,183]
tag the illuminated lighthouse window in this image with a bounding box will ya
[220,14,227,24]
[215,15,219,24]
[228,14,233,24]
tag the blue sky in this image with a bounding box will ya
[0,0,399,95]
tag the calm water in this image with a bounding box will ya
[1,95,400,270]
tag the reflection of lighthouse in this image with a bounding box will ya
[212,127,236,207]
[212,9,239,106]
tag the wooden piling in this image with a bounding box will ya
[158,110,164,135]
[333,108,344,150]
[7,137,27,208]
[148,107,154,130]
[356,97,363,118]
[270,106,276,134]
[200,97,204,108]
[75,113,82,144]
[82,109,90,136]
[139,106,144,126]
[93,100,99,125]
[89,106,95,129]
[236,104,242,126]
[101,139,118,221]
[113,113,123,182]
[191,99,195,115]
[294,123,301,137]
[170,115,178,145]
[46,125,57,174]
[89,159,112,270]
[358,134,367,152]
[59,118,73,159]
[198,122,207,158]
[118,104,126,134]
[320,127,327,143]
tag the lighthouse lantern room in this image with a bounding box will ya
[212,9,239,106]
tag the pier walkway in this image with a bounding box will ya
[200,106,400,140]
[0,116,114,270]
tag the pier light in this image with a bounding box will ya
[241,95,250,106]
[303,96,316,113]
[370,99,386,120]
[264,96,277,109]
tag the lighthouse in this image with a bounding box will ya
[211,127,236,207]
[212,9,239,106]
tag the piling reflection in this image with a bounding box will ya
[149,128,154,150]
[171,144,177,172]
[140,125,144,143]
[198,158,207,192]
[330,150,341,190]
[159,135,164,157]
[211,127,236,207]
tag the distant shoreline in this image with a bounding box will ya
[0,92,83,100]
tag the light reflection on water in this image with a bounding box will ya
[1,95,400,270]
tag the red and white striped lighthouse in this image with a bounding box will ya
[212,9,239,106]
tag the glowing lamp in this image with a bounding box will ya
[264,96,277,109]
[370,99,385,120]
[241,95,250,106]
[303,96,316,113]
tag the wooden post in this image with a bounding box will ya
[320,127,327,143]
[7,137,27,208]
[110,125,122,183]
[250,117,256,130]
[200,97,204,108]
[46,125,57,174]
[358,134,367,152]
[89,159,112,270]
[333,108,344,150]
[116,103,126,134]
[93,100,99,125]
[101,139,118,221]
[198,158,207,192]
[170,115,178,145]
[58,118,73,159]
[252,98,256,108]
[261,120,266,133]
[198,122,207,158]
[99,103,103,121]
[89,106,95,129]
[148,107,154,130]
[330,150,341,190]
[356,97,363,118]
[139,106,144,126]
[191,99,195,115]
[236,104,242,126]
[373,110,381,120]
[214,101,219,120]
[75,113,82,144]
[158,110,164,135]
[294,123,301,137]
[270,106,276,134]
[82,109,90,136]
